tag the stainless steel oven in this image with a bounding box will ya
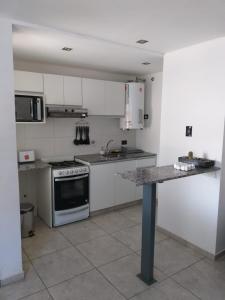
[50,162,89,227]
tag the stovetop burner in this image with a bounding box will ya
[48,160,83,168]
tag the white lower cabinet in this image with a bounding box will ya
[114,161,137,206]
[90,163,115,212]
[90,157,156,212]
[136,157,156,200]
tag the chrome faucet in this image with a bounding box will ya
[105,139,114,155]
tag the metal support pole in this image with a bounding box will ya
[137,183,157,285]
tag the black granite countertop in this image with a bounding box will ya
[18,160,50,172]
[118,165,220,186]
[75,152,156,165]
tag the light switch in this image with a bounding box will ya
[186,126,192,137]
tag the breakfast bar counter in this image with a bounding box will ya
[118,165,220,285]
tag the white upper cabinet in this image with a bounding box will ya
[82,78,105,115]
[43,74,64,105]
[63,76,82,106]
[15,71,126,115]
[14,70,43,93]
[104,81,125,116]
[82,79,125,116]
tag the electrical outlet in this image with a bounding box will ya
[121,140,127,145]
[186,126,192,137]
[144,114,149,120]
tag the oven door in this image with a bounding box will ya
[54,174,89,211]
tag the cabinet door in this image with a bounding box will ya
[136,157,156,199]
[44,74,64,105]
[114,161,137,206]
[90,164,115,212]
[64,76,82,106]
[82,78,105,115]
[14,71,43,93]
[105,81,125,116]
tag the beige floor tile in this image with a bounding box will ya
[112,224,142,251]
[91,211,136,233]
[23,251,29,263]
[204,255,225,274]
[20,289,52,300]
[131,278,198,300]
[112,225,168,251]
[154,238,203,275]
[48,269,125,300]
[34,217,53,235]
[22,231,71,259]
[57,219,106,246]
[0,262,44,300]
[173,259,225,300]
[119,205,142,223]
[33,247,93,287]
[155,230,169,243]
[77,235,132,267]
[99,253,166,298]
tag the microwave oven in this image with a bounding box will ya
[15,94,44,122]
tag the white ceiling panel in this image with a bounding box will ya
[1,0,224,73]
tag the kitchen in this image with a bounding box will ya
[15,65,157,227]
[1,1,225,300]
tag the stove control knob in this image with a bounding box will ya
[58,171,63,176]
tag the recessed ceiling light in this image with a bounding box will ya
[142,62,151,65]
[136,39,149,44]
[62,47,73,51]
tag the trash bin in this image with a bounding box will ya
[20,203,35,238]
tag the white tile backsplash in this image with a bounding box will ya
[16,116,136,160]
[24,119,54,139]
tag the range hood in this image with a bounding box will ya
[46,105,88,118]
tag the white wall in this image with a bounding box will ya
[136,72,163,154]
[0,19,23,284]
[158,37,225,255]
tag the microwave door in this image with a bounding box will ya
[16,97,33,121]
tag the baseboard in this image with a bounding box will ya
[90,199,142,217]
[0,271,24,287]
[215,248,225,260]
[157,225,216,260]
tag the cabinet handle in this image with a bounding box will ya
[138,109,143,124]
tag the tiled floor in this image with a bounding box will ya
[1,204,225,300]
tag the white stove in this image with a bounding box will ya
[49,161,89,177]
[48,160,90,227]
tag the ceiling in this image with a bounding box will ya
[12,25,163,75]
[1,0,225,74]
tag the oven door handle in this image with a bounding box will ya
[55,174,89,182]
